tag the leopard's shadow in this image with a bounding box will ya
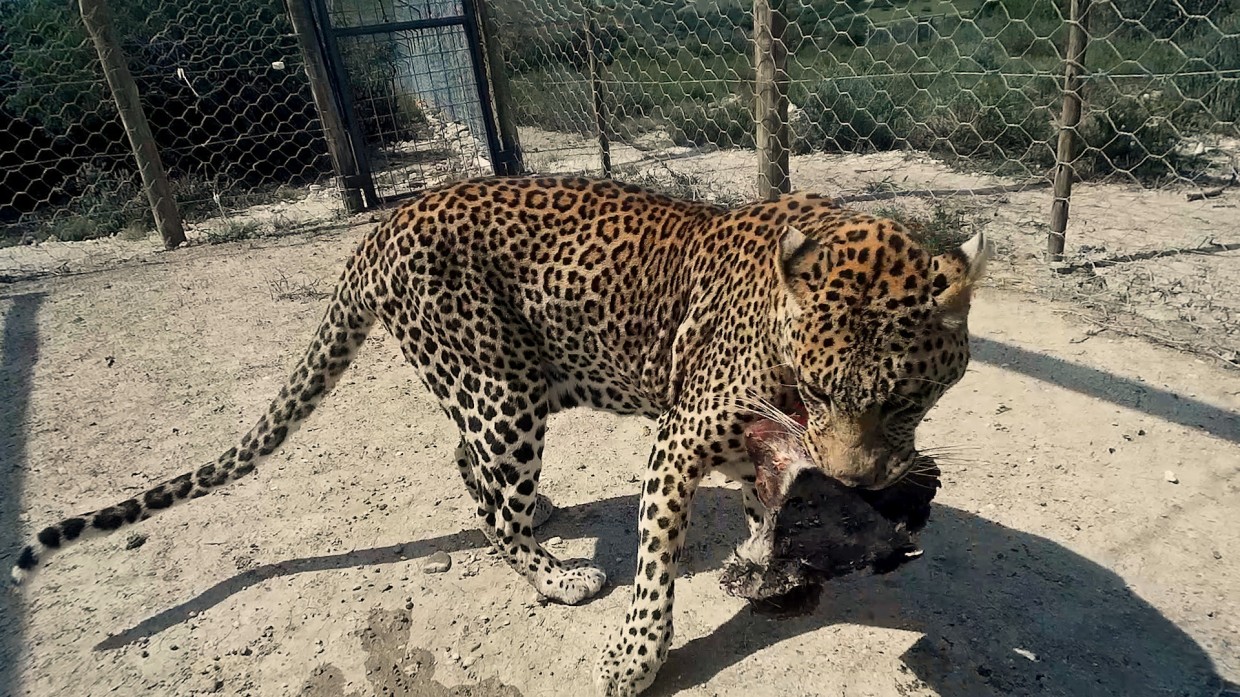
[97,488,1230,697]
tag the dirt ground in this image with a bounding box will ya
[1,208,1238,697]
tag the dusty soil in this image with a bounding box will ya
[1,216,1238,697]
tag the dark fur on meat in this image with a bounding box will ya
[720,408,941,617]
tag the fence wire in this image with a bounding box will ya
[489,0,1238,193]
[1,0,340,254]
[487,0,1239,363]
[1,0,1237,360]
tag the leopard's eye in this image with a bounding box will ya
[800,384,832,406]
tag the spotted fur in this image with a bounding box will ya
[10,176,991,696]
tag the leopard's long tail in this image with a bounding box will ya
[10,282,375,587]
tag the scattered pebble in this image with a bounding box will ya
[423,551,452,574]
[1164,471,1179,484]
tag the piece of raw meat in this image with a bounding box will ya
[719,403,940,617]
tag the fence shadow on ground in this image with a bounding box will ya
[0,292,45,696]
[972,337,1240,445]
[96,484,1229,697]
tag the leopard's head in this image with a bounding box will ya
[775,217,992,490]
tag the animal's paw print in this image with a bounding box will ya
[540,558,607,605]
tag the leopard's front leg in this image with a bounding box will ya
[596,411,706,697]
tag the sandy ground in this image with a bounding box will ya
[1,218,1238,697]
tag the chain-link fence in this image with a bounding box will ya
[488,0,1237,194]
[1,0,1237,360]
[486,0,1239,363]
[0,0,500,277]
[1,0,337,248]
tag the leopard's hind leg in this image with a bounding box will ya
[453,439,554,529]
[397,305,603,604]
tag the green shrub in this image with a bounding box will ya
[796,75,910,153]
[34,166,149,242]
[206,220,263,244]
[1075,91,1190,181]
[667,96,755,148]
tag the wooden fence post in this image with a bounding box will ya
[587,12,612,178]
[79,0,185,249]
[754,0,790,200]
[473,0,525,175]
[1048,0,1091,264]
[285,0,365,213]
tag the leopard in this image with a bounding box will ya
[10,175,992,696]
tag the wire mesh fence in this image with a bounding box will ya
[1,0,336,248]
[0,0,500,276]
[1,0,1237,359]
[485,0,1239,363]
[487,0,1238,196]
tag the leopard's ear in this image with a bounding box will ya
[931,230,993,327]
[776,226,824,288]
[775,226,822,315]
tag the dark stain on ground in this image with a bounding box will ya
[301,608,522,697]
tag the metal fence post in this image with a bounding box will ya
[285,0,364,213]
[473,0,526,175]
[78,0,186,249]
[1048,0,1091,264]
[754,0,790,200]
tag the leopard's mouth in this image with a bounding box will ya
[862,452,920,491]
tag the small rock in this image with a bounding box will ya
[1013,648,1038,662]
[545,537,563,546]
[1213,550,1223,560]
[1164,471,1179,484]
[125,533,148,550]
[423,551,452,574]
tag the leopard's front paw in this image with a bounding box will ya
[594,624,671,697]
[539,559,607,605]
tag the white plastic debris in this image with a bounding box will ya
[1013,648,1038,662]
